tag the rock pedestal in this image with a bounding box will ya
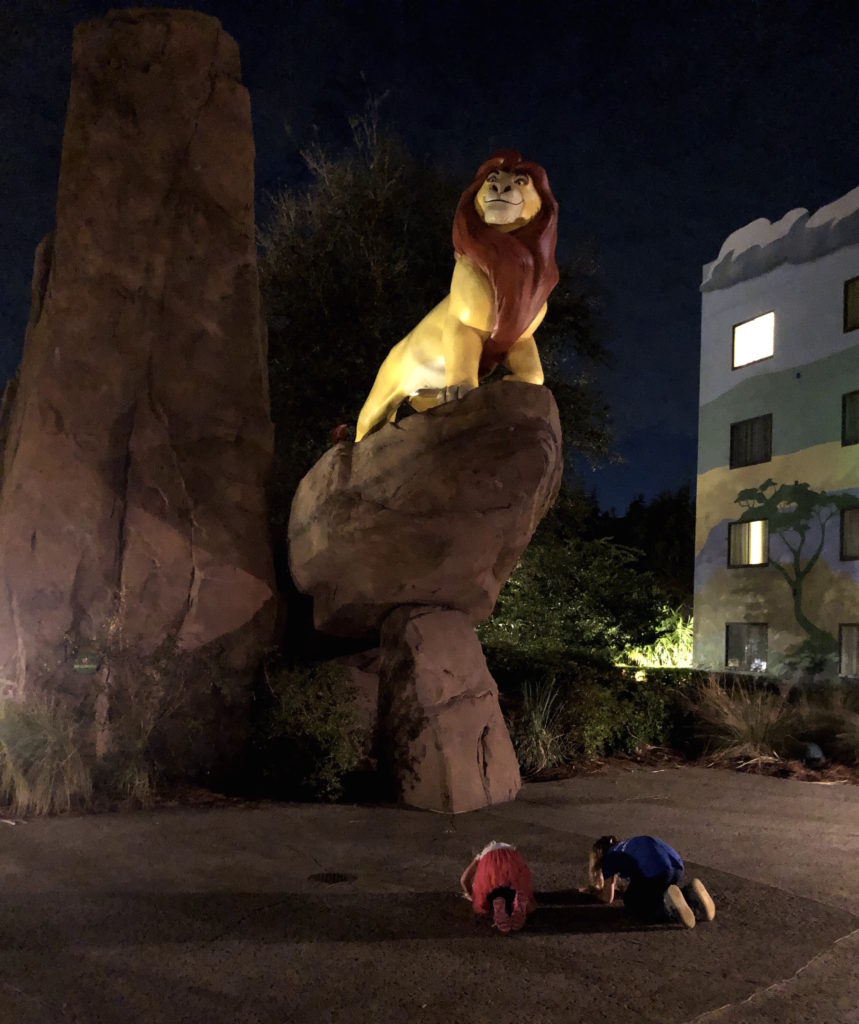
[289,382,563,811]
[0,10,275,771]
[378,607,520,813]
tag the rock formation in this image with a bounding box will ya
[289,382,563,811]
[0,10,275,771]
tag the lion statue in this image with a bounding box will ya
[354,149,559,441]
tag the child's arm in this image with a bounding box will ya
[460,856,480,900]
[596,875,617,904]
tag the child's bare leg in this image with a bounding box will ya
[460,856,479,901]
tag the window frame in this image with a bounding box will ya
[727,518,770,568]
[841,507,859,561]
[843,390,859,447]
[844,275,859,333]
[730,412,773,468]
[725,622,768,672]
[839,624,859,678]
[732,311,775,370]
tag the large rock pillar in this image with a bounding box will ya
[0,10,275,770]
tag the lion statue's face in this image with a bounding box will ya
[474,168,542,230]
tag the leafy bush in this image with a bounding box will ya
[253,660,364,801]
[691,675,799,763]
[565,668,695,757]
[0,698,92,815]
[492,648,695,763]
[622,606,694,668]
[479,536,664,666]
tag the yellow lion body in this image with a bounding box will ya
[355,257,546,440]
[354,151,558,442]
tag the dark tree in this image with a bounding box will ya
[599,485,695,608]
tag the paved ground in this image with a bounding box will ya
[2,765,859,1024]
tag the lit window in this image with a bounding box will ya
[730,413,772,467]
[843,391,859,446]
[726,623,767,671]
[733,311,775,368]
[841,625,859,677]
[845,277,859,333]
[728,519,769,566]
[842,507,859,560]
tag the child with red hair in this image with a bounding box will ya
[459,841,537,933]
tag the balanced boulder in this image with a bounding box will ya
[289,381,563,811]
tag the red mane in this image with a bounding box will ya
[452,149,559,376]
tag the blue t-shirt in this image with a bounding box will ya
[601,836,683,883]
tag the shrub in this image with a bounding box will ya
[92,749,156,808]
[479,537,664,665]
[0,698,92,815]
[253,659,364,801]
[507,678,572,775]
[836,707,859,765]
[622,607,694,668]
[793,684,859,765]
[88,645,202,807]
[491,647,695,763]
[691,675,798,763]
[565,669,695,757]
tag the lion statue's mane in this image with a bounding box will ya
[452,148,560,376]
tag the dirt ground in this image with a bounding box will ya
[2,765,859,1024]
[535,746,859,787]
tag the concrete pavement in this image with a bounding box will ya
[2,765,858,1023]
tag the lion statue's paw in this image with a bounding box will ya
[443,383,477,404]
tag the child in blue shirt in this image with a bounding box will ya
[589,834,715,929]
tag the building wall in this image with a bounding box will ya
[694,218,859,679]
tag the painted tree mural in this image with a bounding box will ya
[736,479,857,671]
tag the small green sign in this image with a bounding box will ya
[73,652,100,673]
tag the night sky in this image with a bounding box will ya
[2,0,857,511]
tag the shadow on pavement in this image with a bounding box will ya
[2,888,662,948]
[530,889,656,934]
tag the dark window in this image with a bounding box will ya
[842,507,859,560]
[845,276,859,333]
[726,623,768,671]
[728,519,769,566]
[840,625,859,677]
[843,391,859,446]
[730,414,772,467]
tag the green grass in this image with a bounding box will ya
[0,698,92,815]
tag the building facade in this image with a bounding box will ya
[694,186,859,679]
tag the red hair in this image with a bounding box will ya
[452,149,559,376]
[471,846,535,916]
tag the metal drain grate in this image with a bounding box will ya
[308,871,357,884]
